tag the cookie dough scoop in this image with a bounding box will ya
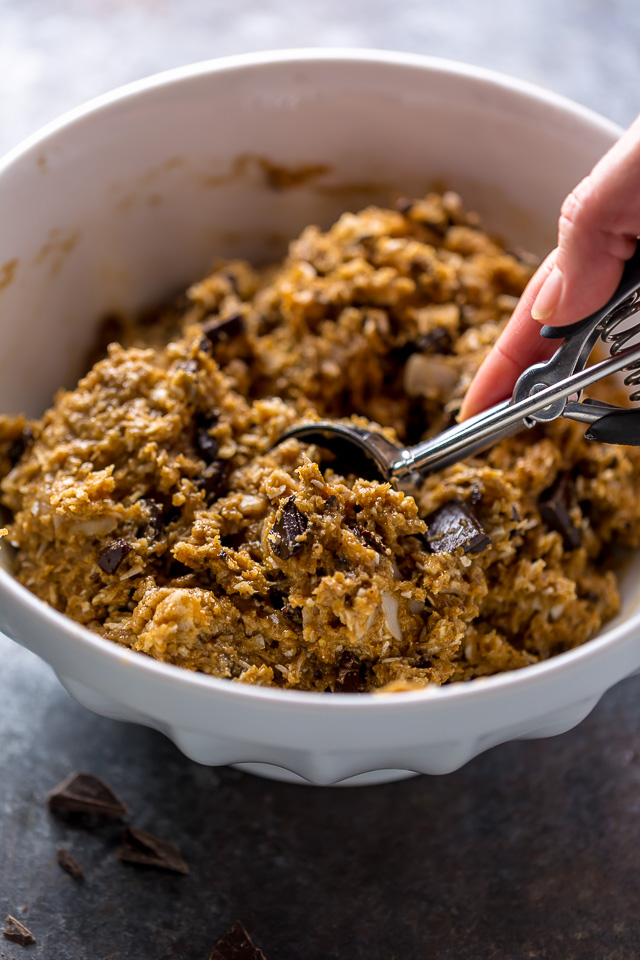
[278,248,640,481]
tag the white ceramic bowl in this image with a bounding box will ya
[1,50,637,786]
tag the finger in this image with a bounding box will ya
[460,254,558,419]
[531,116,640,326]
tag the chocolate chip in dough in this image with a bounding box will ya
[142,499,164,542]
[539,472,581,550]
[357,526,387,554]
[7,426,34,465]
[97,539,132,575]
[414,327,453,354]
[200,459,230,502]
[202,313,245,346]
[269,497,309,560]
[56,847,84,881]
[3,915,36,946]
[117,826,189,875]
[209,921,266,960]
[195,417,220,464]
[47,772,129,820]
[334,652,363,693]
[424,499,492,555]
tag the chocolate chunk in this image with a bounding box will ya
[97,539,132,575]
[47,772,129,820]
[200,459,230,502]
[424,499,492,555]
[195,419,220,464]
[357,527,387,554]
[334,652,362,693]
[202,313,245,346]
[56,847,84,881]
[269,497,309,560]
[3,915,36,947]
[539,473,581,550]
[117,826,189,875]
[210,921,266,960]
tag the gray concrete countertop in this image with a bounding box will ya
[1,2,640,957]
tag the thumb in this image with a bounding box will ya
[531,117,640,327]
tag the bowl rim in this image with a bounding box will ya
[0,46,632,712]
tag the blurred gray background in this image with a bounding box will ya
[2,0,639,157]
[1,3,640,960]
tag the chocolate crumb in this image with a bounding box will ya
[97,539,132,575]
[47,772,129,820]
[269,497,309,560]
[424,499,492,555]
[117,826,189,874]
[334,651,362,693]
[202,313,245,346]
[209,921,266,960]
[3,916,36,947]
[539,473,581,550]
[56,847,84,881]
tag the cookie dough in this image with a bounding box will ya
[2,193,639,692]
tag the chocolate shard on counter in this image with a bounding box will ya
[269,497,309,560]
[538,472,581,550]
[202,312,245,346]
[117,826,189,875]
[47,771,129,820]
[3,915,36,946]
[209,921,266,960]
[56,847,84,881]
[97,538,132,575]
[424,499,492,555]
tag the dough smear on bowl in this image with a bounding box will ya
[2,193,639,693]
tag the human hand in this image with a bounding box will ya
[460,114,640,420]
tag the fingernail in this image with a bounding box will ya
[531,266,564,321]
